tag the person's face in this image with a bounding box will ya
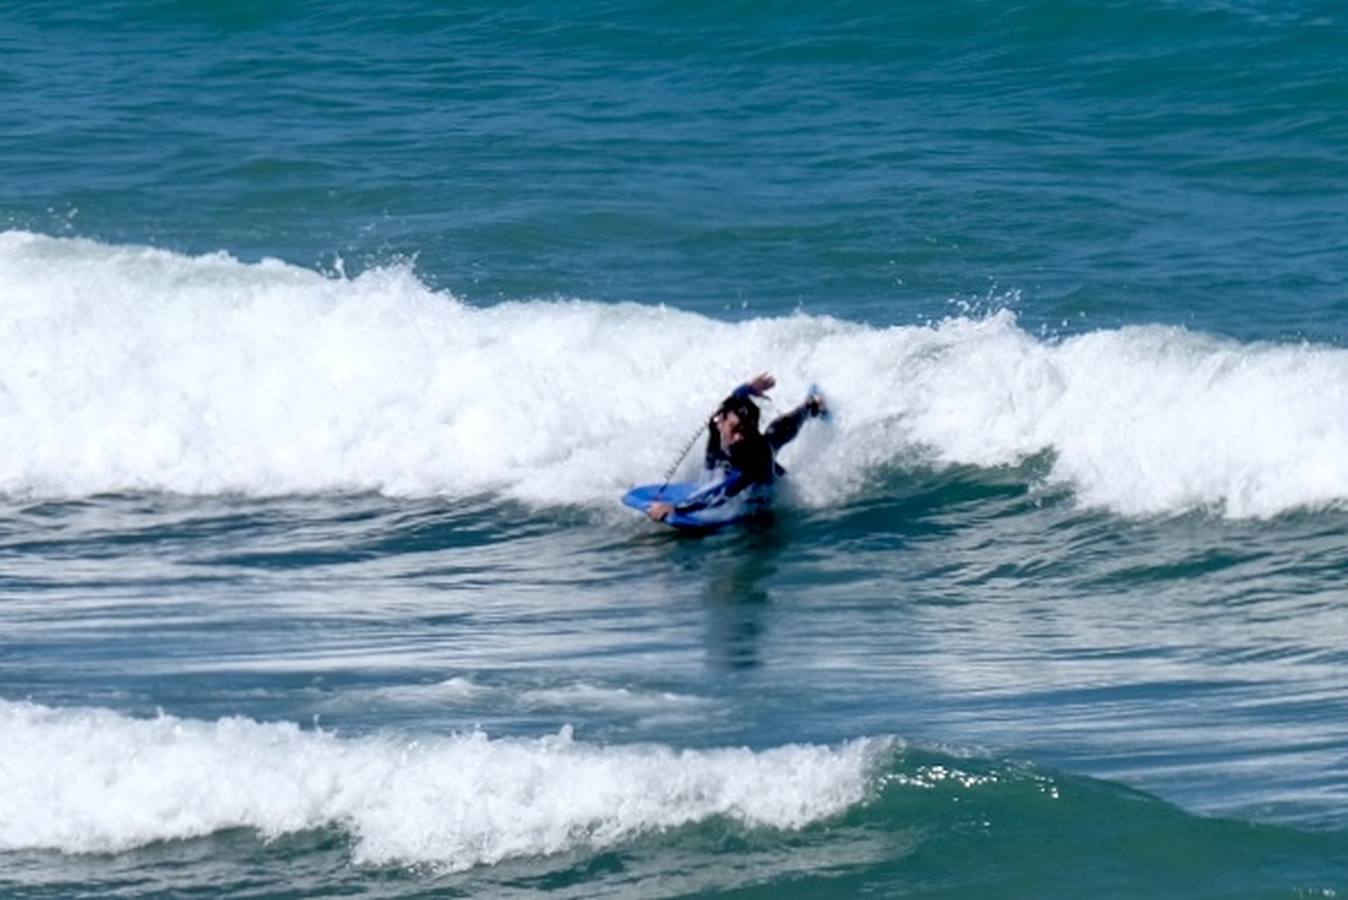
[716,410,746,446]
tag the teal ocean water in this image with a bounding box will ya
[3,2,1348,896]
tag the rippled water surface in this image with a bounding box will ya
[3,0,1347,895]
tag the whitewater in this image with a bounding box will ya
[3,230,1347,519]
[0,699,888,870]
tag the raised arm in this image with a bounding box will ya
[765,392,826,451]
[743,373,776,397]
[718,373,776,408]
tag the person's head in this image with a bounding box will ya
[713,396,761,447]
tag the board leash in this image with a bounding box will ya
[658,422,706,497]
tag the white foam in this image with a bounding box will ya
[4,230,1348,517]
[0,699,889,869]
[519,683,715,713]
[373,676,492,706]
[316,678,714,721]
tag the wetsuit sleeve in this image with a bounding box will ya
[765,402,818,451]
[673,470,749,513]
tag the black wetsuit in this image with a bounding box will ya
[676,384,818,514]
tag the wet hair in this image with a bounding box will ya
[714,395,761,433]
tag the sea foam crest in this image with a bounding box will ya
[4,230,1348,517]
[0,699,889,868]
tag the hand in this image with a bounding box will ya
[746,372,776,396]
[647,502,673,522]
[806,394,827,417]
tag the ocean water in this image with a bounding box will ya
[2,1,1347,896]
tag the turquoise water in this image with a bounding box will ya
[2,2,1347,896]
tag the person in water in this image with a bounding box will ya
[648,373,827,522]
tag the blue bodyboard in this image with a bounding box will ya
[622,482,760,530]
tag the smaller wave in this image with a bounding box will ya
[317,677,719,727]
[518,683,715,713]
[317,675,495,709]
[0,699,890,870]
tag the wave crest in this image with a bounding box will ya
[0,699,889,869]
[3,231,1347,518]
